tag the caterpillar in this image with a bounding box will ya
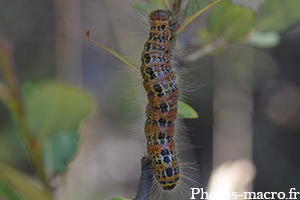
[140,9,179,190]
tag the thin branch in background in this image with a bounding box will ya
[54,0,82,84]
[185,39,226,63]
[0,37,21,109]
[174,0,181,13]
[173,0,181,29]
[168,0,181,52]
[134,156,153,200]
[0,33,52,194]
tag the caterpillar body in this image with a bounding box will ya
[140,9,179,190]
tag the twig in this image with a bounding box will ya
[185,39,226,63]
[164,0,172,10]
[174,0,181,13]
[175,0,223,39]
[85,30,139,72]
[133,156,153,200]
[0,34,52,194]
[169,0,181,52]
[172,0,181,32]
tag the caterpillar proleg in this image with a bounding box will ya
[140,9,180,190]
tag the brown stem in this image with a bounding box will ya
[0,34,52,194]
[170,0,181,51]
[174,0,181,14]
[133,156,153,200]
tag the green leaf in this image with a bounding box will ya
[21,81,36,97]
[0,162,52,200]
[44,130,80,174]
[177,101,198,119]
[207,0,255,42]
[246,31,280,48]
[0,178,24,200]
[24,81,95,174]
[185,0,218,18]
[255,0,300,33]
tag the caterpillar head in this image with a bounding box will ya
[149,10,171,22]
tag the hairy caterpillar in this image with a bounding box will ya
[140,9,180,190]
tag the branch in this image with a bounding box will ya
[133,156,153,200]
[173,0,181,16]
[0,34,52,194]
[185,39,226,63]
[169,0,181,51]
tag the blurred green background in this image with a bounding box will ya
[0,0,300,199]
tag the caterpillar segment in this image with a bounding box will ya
[140,9,180,190]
